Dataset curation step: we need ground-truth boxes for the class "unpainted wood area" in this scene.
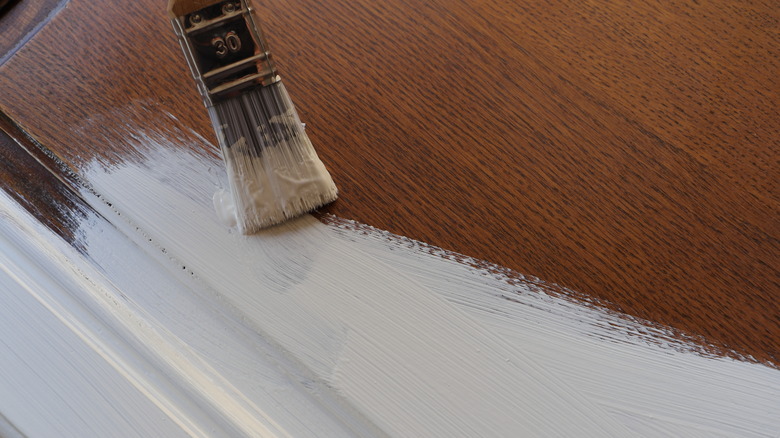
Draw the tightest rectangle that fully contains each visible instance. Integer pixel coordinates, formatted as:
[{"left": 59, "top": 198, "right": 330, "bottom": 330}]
[
  {"left": 0, "top": 115, "right": 89, "bottom": 248},
  {"left": 0, "top": 0, "right": 777, "bottom": 365},
  {"left": 0, "top": 0, "right": 64, "bottom": 63}
]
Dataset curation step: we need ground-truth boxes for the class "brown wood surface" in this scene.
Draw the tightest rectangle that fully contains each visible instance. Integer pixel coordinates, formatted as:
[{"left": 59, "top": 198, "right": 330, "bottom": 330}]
[
  {"left": 0, "top": 0, "right": 63, "bottom": 63},
  {"left": 0, "top": 113, "right": 90, "bottom": 249},
  {"left": 0, "top": 0, "right": 777, "bottom": 365}
]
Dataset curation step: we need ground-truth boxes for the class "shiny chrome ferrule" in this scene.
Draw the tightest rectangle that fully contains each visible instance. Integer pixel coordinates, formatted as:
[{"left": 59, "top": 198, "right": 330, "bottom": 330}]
[{"left": 171, "top": 0, "right": 280, "bottom": 107}]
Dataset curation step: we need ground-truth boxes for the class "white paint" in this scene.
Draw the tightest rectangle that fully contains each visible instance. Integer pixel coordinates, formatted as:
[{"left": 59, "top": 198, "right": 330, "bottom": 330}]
[
  {"left": 74, "top": 130, "right": 629, "bottom": 436},
  {"left": 0, "top": 196, "right": 195, "bottom": 437},
  {"left": 211, "top": 83, "right": 338, "bottom": 233},
  {"left": 0, "top": 191, "right": 377, "bottom": 438},
  {"left": 1, "top": 111, "right": 778, "bottom": 436},
  {"left": 214, "top": 135, "right": 337, "bottom": 231},
  {"left": 327, "top": 218, "right": 780, "bottom": 437}
]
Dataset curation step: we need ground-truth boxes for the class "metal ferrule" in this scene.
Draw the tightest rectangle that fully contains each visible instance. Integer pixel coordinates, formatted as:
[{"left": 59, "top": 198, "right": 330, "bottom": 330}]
[{"left": 171, "top": 0, "right": 280, "bottom": 107}]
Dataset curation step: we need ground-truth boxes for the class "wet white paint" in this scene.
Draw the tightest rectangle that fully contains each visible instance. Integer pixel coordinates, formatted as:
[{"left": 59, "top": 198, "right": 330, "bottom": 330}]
[
  {"left": 327, "top": 218, "right": 780, "bottom": 437},
  {"left": 74, "top": 132, "right": 630, "bottom": 436},
  {"left": 0, "top": 189, "right": 378, "bottom": 437},
  {"left": 1, "top": 120, "right": 778, "bottom": 436},
  {"left": 213, "top": 134, "right": 337, "bottom": 231},
  {"left": 0, "top": 196, "right": 195, "bottom": 437},
  {"left": 210, "top": 82, "right": 338, "bottom": 233}
]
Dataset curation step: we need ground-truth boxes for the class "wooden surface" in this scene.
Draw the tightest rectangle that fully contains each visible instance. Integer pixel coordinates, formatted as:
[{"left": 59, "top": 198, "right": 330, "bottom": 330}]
[
  {"left": 0, "top": 0, "right": 62, "bottom": 63},
  {"left": 0, "top": 0, "right": 777, "bottom": 365},
  {"left": 0, "top": 114, "right": 87, "bottom": 248}
]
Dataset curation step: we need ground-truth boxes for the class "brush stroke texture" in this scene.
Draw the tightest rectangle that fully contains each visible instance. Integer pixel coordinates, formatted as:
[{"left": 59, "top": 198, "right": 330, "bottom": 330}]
[
  {"left": 74, "top": 126, "right": 629, "bottom": 436},
  {"left": 1, "top": 188, "right": 383, "bottom": 437},
  {"left": 1, "top": 113, "right": 778, "bottom": 436},
  {"left": 327, "top": 218, "right": 780, "bottom": 437}
]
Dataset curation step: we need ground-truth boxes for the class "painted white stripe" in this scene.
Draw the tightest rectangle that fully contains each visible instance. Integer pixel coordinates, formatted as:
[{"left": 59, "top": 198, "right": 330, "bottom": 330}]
[
  {"left": 327, "top": 217, "right": 780, "bottom": 437},
  {"left": 0, "top": 190, "right": 379, "bottom": 438},
  {"left": 75, "top": 127, "right": 630, "bottom": 436},
  {"left": 1, "top": 109, "right": 777, "bottom": 436}
]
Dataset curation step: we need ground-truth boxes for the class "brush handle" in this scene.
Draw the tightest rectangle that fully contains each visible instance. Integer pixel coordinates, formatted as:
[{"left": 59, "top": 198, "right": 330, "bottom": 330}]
[{"left": 170, "top": 0, "right": 279, "bottom": 106}]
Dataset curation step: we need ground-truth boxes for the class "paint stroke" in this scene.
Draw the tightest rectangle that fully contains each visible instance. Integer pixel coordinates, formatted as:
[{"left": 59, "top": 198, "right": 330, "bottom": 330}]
[
  {"left": 326, "top": 217, "right": 780, "bottom": 437},
  {"left": 0, "top": 195, "right": 197, "bottom": 438},
  {"left": 1, "top": 105, "right": 777, "bottom": 436},
  {"left": 0, "top": 191, "right": 379, "bottom": 437},
  {"left": 68, "top": 118, "right": 779, "bottom": 437},
  {"left": 74, "top": 125, "right": 630, "bottom": 436}
]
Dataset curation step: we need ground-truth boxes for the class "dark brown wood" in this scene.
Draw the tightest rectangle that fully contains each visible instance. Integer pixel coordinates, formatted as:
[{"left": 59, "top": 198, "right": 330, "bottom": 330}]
[
  {"left": 0, "top": 114, "right": 92, "bottom": 249},
  {"left": 168, "top": 0, "right": 224, "bottom": 18},
  {"left": 0, "top": 0, "right": 777, "bottom": 365},
  {"left": 0, "top": 0, "right": 63, "bottom": 63}
]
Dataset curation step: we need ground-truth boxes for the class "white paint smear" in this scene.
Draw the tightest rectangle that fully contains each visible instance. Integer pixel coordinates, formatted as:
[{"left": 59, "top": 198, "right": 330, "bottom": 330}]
[
  {"left": 0, "top": 191, "right": 379, "bottom": 437},
  {"left": 74, "top": 130, "right": 628, "bottom": 436},
  {"left": 211, "top": 82, "right": 338, "bottom": 233},
  {"left": 216, "top": 134, "right": 337, "bottom": 233},
  {"left": 1, "top": 116, "right": 778, "bottom": 436}
]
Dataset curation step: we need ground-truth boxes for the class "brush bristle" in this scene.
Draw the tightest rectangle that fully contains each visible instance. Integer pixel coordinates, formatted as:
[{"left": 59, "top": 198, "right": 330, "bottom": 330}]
[{"left": 209, "top": 81, "right": 337, "bottom": 233}]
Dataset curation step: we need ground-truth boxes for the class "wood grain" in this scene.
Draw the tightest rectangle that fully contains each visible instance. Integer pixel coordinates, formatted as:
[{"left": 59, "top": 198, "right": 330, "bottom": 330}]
[
  {"left": 0, "top": 0, "right": 777, "bottom": 365},
  {"left": 0, "top": 0, "right": 64, "bottom": 63},
  {"left": 0, "top": 114, "right": 89, "bottom": 249}
]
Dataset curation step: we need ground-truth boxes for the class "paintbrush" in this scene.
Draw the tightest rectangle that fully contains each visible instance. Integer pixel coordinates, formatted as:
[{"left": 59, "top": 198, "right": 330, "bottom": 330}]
[{"left": 168, "top": 0, "right": 337, "bottom": 233}]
